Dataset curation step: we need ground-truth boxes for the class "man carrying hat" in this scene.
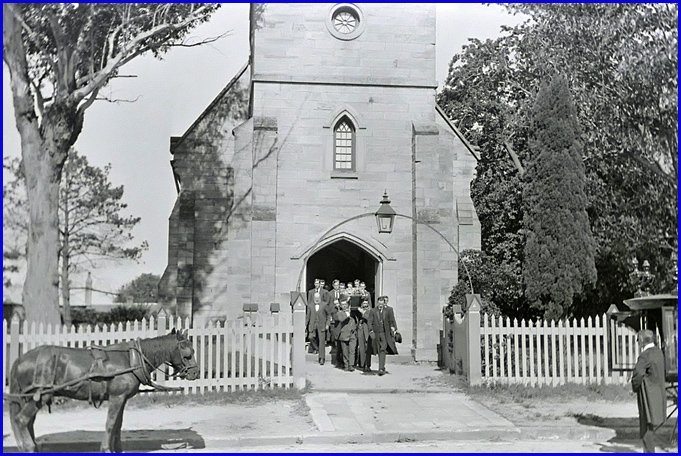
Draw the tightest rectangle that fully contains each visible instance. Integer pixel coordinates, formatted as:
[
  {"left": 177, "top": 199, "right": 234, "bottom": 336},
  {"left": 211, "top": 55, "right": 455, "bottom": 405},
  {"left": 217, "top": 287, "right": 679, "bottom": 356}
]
[{"left": 367, "top": 295, "right": 398, "bottom": 376}]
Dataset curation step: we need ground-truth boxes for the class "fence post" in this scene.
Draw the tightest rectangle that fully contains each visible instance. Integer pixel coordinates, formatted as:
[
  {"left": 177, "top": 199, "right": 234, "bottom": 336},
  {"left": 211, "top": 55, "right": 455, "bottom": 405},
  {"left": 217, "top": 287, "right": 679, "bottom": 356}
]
[
  {"left": 291, "top": 295, "right": 306, "bottom": 389},
  {"left": 9, "top": 314, "right": 21, "bottom": 373},
  {"left": 157, "top": 307, "right": 168, "bottom": 336},
  {"left": 465, "top": 294, "right": 482, "bottom": 386}
]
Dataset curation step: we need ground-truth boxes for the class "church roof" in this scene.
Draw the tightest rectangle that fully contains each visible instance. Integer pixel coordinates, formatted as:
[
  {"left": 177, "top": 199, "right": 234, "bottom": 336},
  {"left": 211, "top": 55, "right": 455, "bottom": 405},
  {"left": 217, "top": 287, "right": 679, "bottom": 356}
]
[
  {"left": 171, "top": 61, "right": 250, "bottom": 152},
  {"left": 435, "top": 104, "right": 480, "bottom": 162}
]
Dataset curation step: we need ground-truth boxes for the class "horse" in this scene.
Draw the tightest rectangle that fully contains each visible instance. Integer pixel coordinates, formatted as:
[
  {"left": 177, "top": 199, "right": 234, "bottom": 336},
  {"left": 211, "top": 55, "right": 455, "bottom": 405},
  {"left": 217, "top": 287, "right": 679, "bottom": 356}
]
[{"left": 7, "top": 328, "right": 199, "bottom": 453}]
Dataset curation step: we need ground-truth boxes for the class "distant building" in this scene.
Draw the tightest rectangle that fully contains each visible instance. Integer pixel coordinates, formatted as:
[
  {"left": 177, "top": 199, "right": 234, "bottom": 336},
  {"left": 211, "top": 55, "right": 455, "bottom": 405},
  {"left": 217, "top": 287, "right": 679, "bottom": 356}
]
[{"left": 159, "top": 4, "right": 480, "bottom": 360}]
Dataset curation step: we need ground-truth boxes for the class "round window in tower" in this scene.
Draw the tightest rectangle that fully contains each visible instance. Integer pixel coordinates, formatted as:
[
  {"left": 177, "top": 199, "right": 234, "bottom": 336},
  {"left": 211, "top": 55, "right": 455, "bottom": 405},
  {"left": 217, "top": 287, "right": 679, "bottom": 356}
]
[
  {"left": 326, "top": 4, "right": 365, "bottom": 41},
  {"left": 333, "top": 8, "right": 358, "bottom": 34}
]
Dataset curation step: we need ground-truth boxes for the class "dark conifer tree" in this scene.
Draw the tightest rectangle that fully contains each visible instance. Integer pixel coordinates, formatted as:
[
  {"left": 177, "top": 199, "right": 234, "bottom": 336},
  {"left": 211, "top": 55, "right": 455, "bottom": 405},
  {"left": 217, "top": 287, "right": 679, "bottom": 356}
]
[{"left": 522, "top": 75, "right": 597, "bottom": 320}]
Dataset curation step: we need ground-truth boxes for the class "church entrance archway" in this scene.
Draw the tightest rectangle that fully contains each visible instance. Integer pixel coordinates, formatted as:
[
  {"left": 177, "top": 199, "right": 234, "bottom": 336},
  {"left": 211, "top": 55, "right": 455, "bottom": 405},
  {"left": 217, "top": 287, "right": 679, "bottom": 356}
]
[{"left": 305, "top": 239, "right": 380, "bottom": 301}]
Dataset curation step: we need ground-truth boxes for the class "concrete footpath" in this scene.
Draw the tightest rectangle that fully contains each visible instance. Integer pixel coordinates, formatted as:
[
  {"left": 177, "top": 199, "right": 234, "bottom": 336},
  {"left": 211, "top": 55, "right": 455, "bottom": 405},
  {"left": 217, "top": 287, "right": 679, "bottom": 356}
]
[{"left": 3, "top": 355, "right": 675, "bottom": 452}]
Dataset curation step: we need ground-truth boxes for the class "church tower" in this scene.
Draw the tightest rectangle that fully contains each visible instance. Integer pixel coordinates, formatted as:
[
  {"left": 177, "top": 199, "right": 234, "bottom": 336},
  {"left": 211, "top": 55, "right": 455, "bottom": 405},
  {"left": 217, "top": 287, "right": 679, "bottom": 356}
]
[{"left": 161, "top": 3, "right": 480, "bottom": 361}]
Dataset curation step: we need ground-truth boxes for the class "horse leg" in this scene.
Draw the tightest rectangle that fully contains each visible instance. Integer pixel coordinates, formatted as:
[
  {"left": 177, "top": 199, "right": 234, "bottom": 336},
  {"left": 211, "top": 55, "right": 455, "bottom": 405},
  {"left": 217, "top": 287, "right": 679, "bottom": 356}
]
[
  {"left": 112, "top": 397, "right": 128, "bottom": 453},
  {"left": 101, "top": 396, "right": 126, "bottom": 453},
  {"left": 9, "top": 399, "right": 41, "bottom": 452}
]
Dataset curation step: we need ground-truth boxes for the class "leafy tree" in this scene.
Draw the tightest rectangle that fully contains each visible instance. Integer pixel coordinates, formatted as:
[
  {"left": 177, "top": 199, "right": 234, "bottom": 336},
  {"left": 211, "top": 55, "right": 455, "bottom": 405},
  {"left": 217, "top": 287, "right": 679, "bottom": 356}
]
[
  {"left": 438, "top": 4, "right": 677, "bottom": 317},
  {"left": 70, "top": 305, "right": 149, "bottom": 328},
  {"left": 106, "top": 304, "right": 149, "bottom": 324},
  {"left": 522, "top": 75, "right": 597, "bottom": 320},
  {"left": 115, "top": 273, "right": 161, "bottom": 303},
  {"left": 448, "top": 250, "right": 527, "bottom": 319},
  {"left": 3, "top": 151, "right": 147, "bottom": 324},
  {"left": 3, "top": 3, "right": 221, "bottom": 324}
]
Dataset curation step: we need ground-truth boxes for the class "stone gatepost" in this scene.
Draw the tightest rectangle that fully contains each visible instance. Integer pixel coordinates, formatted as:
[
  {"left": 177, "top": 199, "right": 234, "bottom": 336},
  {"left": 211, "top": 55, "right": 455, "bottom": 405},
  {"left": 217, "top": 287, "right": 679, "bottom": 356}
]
[
  {"left": 291, "top": 293, "right": 306, "bottom": 389},
  {"left": 465, "top": 294, "right": 482, "bottom": 386}
]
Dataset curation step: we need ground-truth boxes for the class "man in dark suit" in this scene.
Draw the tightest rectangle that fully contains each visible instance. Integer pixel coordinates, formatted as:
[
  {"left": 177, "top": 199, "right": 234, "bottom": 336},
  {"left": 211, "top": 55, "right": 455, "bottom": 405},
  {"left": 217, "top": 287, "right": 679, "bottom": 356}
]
[
  {"left": 306, "top": 278, "right": 324, "bottom": 354},
  {"left": 355, "top": 299, "right": 372, "bottom": 372},
  {"left": 334, "top": 295, "right": 357, "bottom": 371},
  {"left": 631, "top": 329, "right": 667, "bottom": 453},
  {"left": 306, "top": 278, "right": 329, "bottom": 364},
  {"left": 328, "top": 279, "right": 343, "bottom": 366},
  {"left": 367, "top": 295, "right": 398, "bottom": 376}
]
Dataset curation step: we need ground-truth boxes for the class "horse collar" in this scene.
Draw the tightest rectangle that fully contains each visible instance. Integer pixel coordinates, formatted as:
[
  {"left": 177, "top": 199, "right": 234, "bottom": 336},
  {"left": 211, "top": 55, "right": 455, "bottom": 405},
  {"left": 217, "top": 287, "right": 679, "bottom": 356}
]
[{"left": 130, "top": 339, "right": 153, "bottom": 386}]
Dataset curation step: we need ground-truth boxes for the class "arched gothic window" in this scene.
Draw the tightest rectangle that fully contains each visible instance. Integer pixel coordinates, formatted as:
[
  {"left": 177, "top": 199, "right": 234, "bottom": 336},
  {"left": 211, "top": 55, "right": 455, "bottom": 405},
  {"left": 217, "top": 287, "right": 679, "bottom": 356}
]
[{"left": 334, "top": 117, "right": 355, "bottom": 170}]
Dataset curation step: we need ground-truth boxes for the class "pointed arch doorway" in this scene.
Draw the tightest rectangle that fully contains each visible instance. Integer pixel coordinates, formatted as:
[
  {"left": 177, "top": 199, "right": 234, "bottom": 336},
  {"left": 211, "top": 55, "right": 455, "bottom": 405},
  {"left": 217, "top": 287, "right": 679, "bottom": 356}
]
[{"left": 305, "top": 238, "right": 381, "bottom": 301}]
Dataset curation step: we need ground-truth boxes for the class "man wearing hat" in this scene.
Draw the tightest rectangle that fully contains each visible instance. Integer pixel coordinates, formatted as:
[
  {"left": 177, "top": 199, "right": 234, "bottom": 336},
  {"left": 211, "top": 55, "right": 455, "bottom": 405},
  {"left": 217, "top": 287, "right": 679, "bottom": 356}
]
[
  {"left": 632, "top": 329, "right": 667, "bottom": 452},
  {"left": 367, "top": 295, "right": 398, "bottom": 376}
]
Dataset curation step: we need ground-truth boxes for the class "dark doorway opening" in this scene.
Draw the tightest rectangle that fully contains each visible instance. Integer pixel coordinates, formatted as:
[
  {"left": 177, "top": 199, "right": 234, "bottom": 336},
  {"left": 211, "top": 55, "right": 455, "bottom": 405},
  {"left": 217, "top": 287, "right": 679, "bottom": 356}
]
[{"left": 306, "top": 239, "right": 379, "bottom": 300}]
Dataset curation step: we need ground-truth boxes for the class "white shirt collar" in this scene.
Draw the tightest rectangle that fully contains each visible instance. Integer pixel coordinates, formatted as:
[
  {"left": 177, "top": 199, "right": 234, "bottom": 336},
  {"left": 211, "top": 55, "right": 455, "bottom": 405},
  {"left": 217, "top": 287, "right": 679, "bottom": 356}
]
[{"left": 642, "top": 342, "right": 655, "bottom": 352}]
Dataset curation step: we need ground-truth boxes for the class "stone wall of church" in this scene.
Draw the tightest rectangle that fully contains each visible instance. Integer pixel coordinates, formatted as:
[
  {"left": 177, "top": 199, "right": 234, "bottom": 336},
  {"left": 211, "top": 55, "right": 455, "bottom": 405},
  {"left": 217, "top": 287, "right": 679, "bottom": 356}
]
[
  {"left": 252, "top": 3, "right": 436, "bottom": 88},
  {"left": 159, "top": 69, "right": 250, "bottom": 319}
]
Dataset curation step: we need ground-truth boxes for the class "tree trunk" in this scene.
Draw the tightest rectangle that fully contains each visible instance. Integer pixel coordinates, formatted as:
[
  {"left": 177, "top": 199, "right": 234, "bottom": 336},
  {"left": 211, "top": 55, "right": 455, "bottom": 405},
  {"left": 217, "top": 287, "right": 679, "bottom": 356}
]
[
  {"left": 5, "top": 7, "right": 63, "bottom": 325},
  {"left": 21, "top": 136, "right": 63, "bottom": 325}
]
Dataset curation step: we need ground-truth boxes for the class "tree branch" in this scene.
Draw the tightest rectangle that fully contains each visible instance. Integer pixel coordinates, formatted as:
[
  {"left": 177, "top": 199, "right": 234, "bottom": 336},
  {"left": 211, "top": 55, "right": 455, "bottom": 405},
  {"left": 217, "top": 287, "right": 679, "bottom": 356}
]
[
  {"left": 3, "top": 5, "right": 41, "bottom": 134},
  {"left": 72, "top": 4, "right": 215, "bottom": 108},
  {"left": 94, "top": 94, "right": 142, "bottom": 104},
  {"left": 503, "top": 140, "right": 525, "bottom": 176},
  {"left": 622, "top": 149, "right": 676, "bottom": 186}
]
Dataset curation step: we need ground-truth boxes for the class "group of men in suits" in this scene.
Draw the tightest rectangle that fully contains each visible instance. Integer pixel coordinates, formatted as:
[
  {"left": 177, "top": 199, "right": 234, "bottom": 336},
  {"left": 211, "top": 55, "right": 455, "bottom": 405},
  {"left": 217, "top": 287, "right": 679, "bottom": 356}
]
[{"left": 306, "top": 278, "right": 399, "bottom": 376}]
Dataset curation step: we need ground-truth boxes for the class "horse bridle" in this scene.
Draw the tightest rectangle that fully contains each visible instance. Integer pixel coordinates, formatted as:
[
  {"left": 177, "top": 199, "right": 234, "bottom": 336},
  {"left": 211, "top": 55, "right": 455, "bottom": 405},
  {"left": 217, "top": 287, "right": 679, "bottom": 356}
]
[{"left": 130, "top": 337, "right": 196, "bottom": 388}]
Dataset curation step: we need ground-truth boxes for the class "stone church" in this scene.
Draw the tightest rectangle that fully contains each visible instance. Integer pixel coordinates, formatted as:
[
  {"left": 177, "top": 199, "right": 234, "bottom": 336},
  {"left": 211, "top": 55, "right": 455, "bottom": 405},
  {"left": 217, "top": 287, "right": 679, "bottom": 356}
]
[{"left": 159, "top": 3, "right": 480, "bottom": 360}]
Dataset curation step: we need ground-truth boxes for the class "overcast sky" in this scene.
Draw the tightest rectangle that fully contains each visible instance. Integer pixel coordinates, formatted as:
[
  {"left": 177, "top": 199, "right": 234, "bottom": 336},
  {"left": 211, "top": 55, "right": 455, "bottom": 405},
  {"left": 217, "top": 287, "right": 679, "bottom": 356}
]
[{"left": 3, "top": 3, "right": 523, "bottom": 303}]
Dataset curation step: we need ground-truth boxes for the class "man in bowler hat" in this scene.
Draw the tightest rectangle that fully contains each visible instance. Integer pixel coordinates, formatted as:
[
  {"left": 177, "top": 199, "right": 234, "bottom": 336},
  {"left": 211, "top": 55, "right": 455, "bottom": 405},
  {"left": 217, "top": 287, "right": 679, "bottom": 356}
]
[{"left": 631, "top": 329, "right": 667, "bottom": 452}]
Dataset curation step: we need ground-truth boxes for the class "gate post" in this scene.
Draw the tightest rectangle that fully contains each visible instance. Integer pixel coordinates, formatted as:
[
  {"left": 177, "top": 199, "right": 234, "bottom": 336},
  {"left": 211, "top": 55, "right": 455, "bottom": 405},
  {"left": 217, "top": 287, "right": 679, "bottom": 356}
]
[
  {"left": 291, "top": 293, "right": 307, "bottom": 389},
  {"left": 465, "top": 294, "right": 482, "bottom": 386}
]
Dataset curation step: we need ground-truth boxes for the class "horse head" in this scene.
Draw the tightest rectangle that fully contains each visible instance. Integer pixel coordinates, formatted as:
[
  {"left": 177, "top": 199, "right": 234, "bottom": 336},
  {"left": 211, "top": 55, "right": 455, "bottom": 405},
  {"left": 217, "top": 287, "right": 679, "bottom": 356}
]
[{"left": 169, "top": 328, "right": 200, "bottom": 380}]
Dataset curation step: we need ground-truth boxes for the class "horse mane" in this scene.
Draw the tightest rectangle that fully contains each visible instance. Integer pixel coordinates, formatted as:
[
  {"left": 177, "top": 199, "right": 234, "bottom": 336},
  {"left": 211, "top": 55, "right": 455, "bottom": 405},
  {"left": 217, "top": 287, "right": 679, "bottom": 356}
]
[{"left": 137, "top": 333, "right": 182, "bottom": 368}]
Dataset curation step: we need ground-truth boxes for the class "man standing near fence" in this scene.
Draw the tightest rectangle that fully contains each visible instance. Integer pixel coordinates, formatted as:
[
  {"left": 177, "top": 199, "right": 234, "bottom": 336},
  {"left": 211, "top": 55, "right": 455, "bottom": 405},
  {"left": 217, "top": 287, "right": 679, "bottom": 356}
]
[{"left": 631, "top": 329, "right": 667, "bottom": 453}]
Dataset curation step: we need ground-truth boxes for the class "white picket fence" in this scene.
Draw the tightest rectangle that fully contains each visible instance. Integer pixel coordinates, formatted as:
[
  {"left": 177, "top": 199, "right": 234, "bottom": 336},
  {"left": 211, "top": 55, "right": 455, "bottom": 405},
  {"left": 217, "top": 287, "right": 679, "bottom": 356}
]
[
  {"left": 3, "top": 312, "right": 297, "bottom": 395},
  {"left": 480, "top": 313, "right": 640, "bottom": 385}
]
